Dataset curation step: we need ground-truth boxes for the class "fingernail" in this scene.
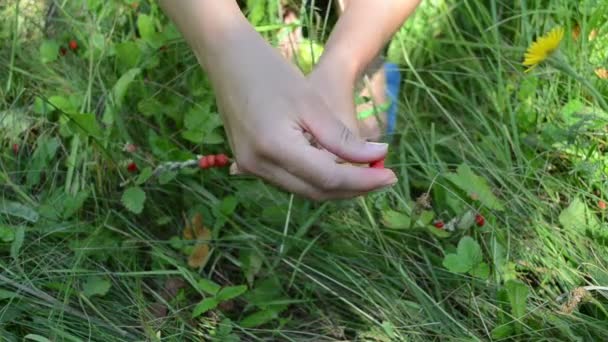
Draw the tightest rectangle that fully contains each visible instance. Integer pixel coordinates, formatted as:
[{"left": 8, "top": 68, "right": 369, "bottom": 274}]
[
  {"left": 366, "top": 142, "right": 389, "bottom": 152},
  {"left": 384, "top": 175, "right": 398, "bottom": 187}
]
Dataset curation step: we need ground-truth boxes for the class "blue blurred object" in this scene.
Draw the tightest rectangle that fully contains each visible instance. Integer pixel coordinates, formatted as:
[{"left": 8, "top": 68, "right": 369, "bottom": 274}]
[{"left": 384, "top": 62, "right": 401, "bottom": 137}]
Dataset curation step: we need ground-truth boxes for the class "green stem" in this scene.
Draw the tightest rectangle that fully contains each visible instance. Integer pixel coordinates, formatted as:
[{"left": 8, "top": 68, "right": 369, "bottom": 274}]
[{"left": 551, "top": 54, "right": 608, "bottom": 112}]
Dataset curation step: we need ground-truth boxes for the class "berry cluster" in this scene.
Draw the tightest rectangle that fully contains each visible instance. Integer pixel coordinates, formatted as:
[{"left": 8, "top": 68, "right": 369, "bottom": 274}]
[
  {"left": 198, "top": 154, "right": 230, "bottom": 169},
  {"left": 60, "top": 40, "right": 78, "bottom": 56}
]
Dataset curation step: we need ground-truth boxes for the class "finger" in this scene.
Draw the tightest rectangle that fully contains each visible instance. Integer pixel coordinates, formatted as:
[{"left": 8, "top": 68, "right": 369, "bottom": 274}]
[
  {"left": 271, "top": 132, "right": 397, "bottom": 193},
  {"left": 301, "top": 106, "right": 389, "bottom": 164},
  {"left": 250, "top": 160, "right": 365, "bottom": 201}
]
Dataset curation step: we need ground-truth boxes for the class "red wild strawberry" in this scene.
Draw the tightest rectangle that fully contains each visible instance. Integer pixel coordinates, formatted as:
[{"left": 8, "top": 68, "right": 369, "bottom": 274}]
[
  {"left": 433, "top": 220, "right": 445, "bottom": 229},
  {"left": 69, "top": 39, "right": 78, "bottom": 51},
  {"left": 370, "top": 158, "right": 385, "bottom": 169},
  {"left": 12, "top": 143, "right": 19, "bottom": 155},
  {"left": 127, "top": 162, "right": 138, "bottom": 173},
  {"left": 207, "top": 155, "right": 216, "bottom": 168},
  {"left": 475, "top": 214, "right": 485, "bottom": 227},
  {"left": 599, "top": 200, "right": 607, "bottom": 210},
  {"left": 59, "top": 46, "right": 68, "bottom": 56},
  {"left": 216, "top": 154, "right": 229, "bottom": 167},
  {"left": 198, "top": 156, "right": 211, "bottom": 169}
]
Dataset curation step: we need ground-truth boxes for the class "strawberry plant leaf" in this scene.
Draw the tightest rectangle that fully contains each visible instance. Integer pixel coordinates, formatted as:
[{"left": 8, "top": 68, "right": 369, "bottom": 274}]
[
  {"left": 0, "top": 200, "right": 39, "bottom": 223},
  {"left": 442, "top": 253, "right": 471, "bottom": 273},
  {"left": 121, "top": 187, "right": 146, "bottom": 214},
  {"left": 135, "top": 167, "right": 153, "bottom": 185},
  {"left": 40, "top": 40, "right": 59, "bottom": 63},
  {"left": 10, "top": 226, "right": 25, "bottom": 259},
  {"left": 559, "top": 197, "right": 600, "bottom": 232},
  {"left": 112, "top": 68, "right": 141, "bottom": 109},
  {"left": 239, "top": 309, "right": 279, "bottom": 328},
  {"left": 115, "top": 41, "right": 141, "bottom": 69},
  {"left": 457, "top": 236, "right": 483, "bottom": 266},
  {"left": 216, "top": 285, "right": 248, "bottom": 302},
  {"left": 505, "top": 280, "right": 529, "bottom": 320},
  {"left": 470, "top": 262, "right": 490, "bottom": 279},
  {"left": 0, "top": 225, "right": 15, "bottom": 242},
  {"left": 381, "top": 209, "right": 411, "bottom": 229},
  {"left": 197, "top": 278, "right": 221, "bottom": 296},
  {"left": 82, "top": 276, "right": 112, "bottom": 297},
  {"left": 192, "top": 297, "right": 219, "bottom": 318},
  {"left": 445, "top": 164, "right": 504, "bottom": 211}
]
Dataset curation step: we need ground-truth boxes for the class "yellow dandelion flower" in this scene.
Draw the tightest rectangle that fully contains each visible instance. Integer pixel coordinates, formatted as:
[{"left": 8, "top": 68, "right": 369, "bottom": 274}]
[{"left": 523, "top": 27, "right": 565, "bottom": 72}]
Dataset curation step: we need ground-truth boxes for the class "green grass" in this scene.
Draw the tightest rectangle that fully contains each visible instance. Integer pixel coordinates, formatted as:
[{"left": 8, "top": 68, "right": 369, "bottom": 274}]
[{"left": 1, "top": 0, "right": 608, "bottom": 341}]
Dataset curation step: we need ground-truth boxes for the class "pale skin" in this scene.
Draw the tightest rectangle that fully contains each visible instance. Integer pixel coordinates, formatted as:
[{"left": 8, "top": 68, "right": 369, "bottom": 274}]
[{"left": 159, "top": 0, "right": 421, "bottom": 201}]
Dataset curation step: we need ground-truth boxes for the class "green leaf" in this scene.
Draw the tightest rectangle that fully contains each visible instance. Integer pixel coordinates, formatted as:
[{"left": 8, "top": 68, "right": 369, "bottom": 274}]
[
  {"left": 381, "top": 321, "right": 396, "bottom": 338},
  {"left": 26, "top": 136, "right": 60, "bottom": 187},
  {"left": 137, "top": 14, "right": 156, "bottom": 42},
  {"left": 40, "top": 40, "right": 59, "bottom": 63},
  {"left": 197, "top": 278, "right": 221, "bottom": 296},
  {"left": 115, "top": 41, "right": 141, "bottom": 69},
  {"left": 25, "top": 334, "right": 52, "bottom": 342},
  {"left": 561, "top": 99, "right": 585, "bottom": 125},
  {"left": 0, "top": 289, "right": 18, "bottom": 300},
  {"left": 158, "top": 170, "right": 177, "bottom": 185},
  {"left": 442, "top": 253, "right": 471, "bottom": 273},
  {"left": 427, "top": 225, "right": 451, "bottom": 238},
  {"left": 456, "top": 210, "right": 476, "bottom": 230},
  {"left": 121, "top": 187, "right": 146, "bottom": 214},
  {"left": 0, "top": 225, "right": 15, "bottom": 242},
  {"left": 505, "top": 280, "right": 529, "bottom": 319},
  {"left": 458, "top": 236, "right": 483, "bottom": 266},
  {"left": 0, "top": 200, "right": 39, "bottom": 222},
  {"left": 442, "top": 236, "right": 483, "bottom": 273},
  {"left": 491, "top": 324, "right": 514, "bottom": 339},
  {"left": 246, "top": 0, "right": 266, "bottom": 25},
  {"left": 0, "top": 108, "right": 32, "bottom": 140},
  {"left": 217, "top": 285, "right": 247, "bottom": 302},
  {"left": 240, "top": 250, "right": 263, "bottom": 286},
  {"left": 64, "top": 112, "right": 103, "bottom": 139},
  {"left": 239, "top": 309, "right": 278, "bottom": 328},
  {"left": 135, "top": 167, "right": 154, "bottom": 185},
  {"left": 62, "top": 190, "right": 90, "bottom": 219},
  {"left": 381, "top": 209, "right": 411, "bottom": 229},
  {"left": 47, "top": 95, "right": 75, "bottom": 113},
  {"left": 470, "top": 262, "right": 490, "bottom": 279},
  {"left": 518, "top": 76, "right": 538, "bottom": 100},
  {"left": 219, "top": 196, "right": 238, "bottom": 216},
  {"left": 82, "top": 276, "right": 112, "bottom": 297},
  {"left": 445, "top": 164, "right": 504, "bottom": 211},
  {"left": 10, "top": 226, "right": 25, "bottom": 259},
  {"left": 192, "top": 297, "right": 219, "bottom": 318},
  {"left": 559, "top": 197, "right": 600, "bottom": 232},
  {"left": 112, "top": 68, "right": 141, "bottom": 109},
  {"left": 137, "top": 98, "right": 162, "bottom": 117}
]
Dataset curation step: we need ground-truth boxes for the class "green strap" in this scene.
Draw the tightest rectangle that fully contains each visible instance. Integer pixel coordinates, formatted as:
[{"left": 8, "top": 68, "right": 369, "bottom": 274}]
[{"left": 356, "top": 100, "right": 392, "bottom": 120}]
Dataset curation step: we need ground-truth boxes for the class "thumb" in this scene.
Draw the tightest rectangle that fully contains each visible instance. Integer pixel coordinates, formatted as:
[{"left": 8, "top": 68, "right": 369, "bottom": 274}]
[{"left": 303, "top": 110, "right": 388, "bottom": 164}]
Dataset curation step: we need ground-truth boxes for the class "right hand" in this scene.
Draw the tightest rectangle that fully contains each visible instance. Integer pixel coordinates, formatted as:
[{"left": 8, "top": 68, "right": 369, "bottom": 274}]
[{"left": 201, "top": 25, "right": 397, "bottom": 201}]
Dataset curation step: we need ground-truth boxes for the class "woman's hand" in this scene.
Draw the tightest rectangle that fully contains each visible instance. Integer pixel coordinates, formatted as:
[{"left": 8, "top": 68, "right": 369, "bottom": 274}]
[
  {"left": 160, "top": 1, "right": 398, "bottom": 200},
  {"left": 210, "top": 25, "right": 396, "bottom": 200}
]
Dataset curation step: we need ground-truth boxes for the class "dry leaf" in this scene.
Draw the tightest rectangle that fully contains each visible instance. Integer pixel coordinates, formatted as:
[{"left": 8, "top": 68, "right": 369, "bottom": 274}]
[
  {"left": 572, "top": 25, "right": 581, "bottom": 41},
  {"left": 188, "top": 244, "right": 210, "bottom": 268},
  {"left": 184, "top": 213, "right": 212, "bottom": 269},
  {"left": 589, "top": 29, "right": 598, "bottom": 41},
  {"left": 595, "top": 68, "right": 608, "bottom": 80}
]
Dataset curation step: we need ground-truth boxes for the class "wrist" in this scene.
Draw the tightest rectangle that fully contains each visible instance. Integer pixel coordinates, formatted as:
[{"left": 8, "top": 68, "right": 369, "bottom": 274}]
[{"left": 316, "top": 46, "right": 362, "bottom": 84}]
